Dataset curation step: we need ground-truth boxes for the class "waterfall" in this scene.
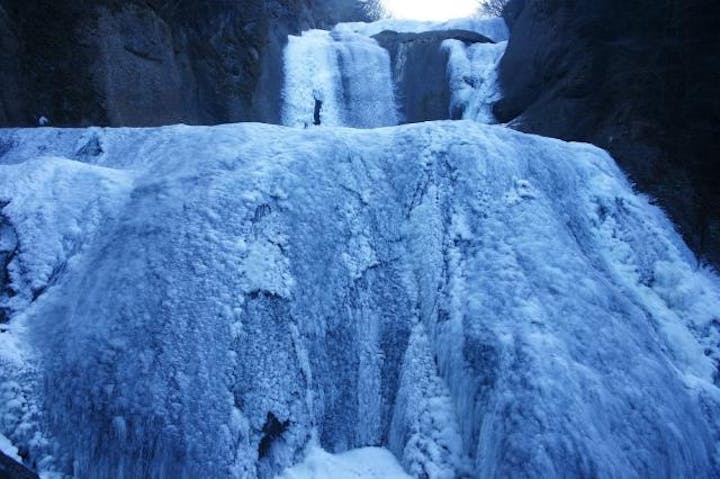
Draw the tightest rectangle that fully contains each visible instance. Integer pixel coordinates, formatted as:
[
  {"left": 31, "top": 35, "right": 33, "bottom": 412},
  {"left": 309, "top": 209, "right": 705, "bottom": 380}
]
[
  {"left": 444, "top": 40, "right": 507, "bottom": 123},
  {"left": 282, "top": 17, "right": 509, "bottom": 129},
  {"left": 282, "top": 30, "right": 399, "bottom": 128},
  {"left": 3, "top": 122, "right": 720, "bottom": 478},
  {"left": 3, "top": 12, "right": 720, "bottom": 479}
]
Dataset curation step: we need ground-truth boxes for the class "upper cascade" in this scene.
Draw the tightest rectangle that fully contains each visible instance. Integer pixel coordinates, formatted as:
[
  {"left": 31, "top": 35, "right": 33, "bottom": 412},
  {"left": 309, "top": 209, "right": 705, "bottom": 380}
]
[
  {"left": 281, "top": 16, "right": 509, "bottom": 129},
  {"left": 282, "top": 29, "right": 400, "bottom": 128},
  {"left": 334, "top": 16, "right": 509, "bottom": 42},
  {"left": 444, "top": 39, "right": 507, "bottom": 123}
]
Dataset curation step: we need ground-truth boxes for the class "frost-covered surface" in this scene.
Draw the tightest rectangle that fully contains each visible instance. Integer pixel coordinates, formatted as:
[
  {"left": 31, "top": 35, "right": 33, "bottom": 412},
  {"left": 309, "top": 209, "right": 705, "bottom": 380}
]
[
  {"left": 0, "top": 432, "right": 21, "bottom": 462},
  {"left": 444, "top": 40, "right": 507, "bottom": 123},
  {"left": 282, "top": 30, "right": 399, "bottom": 128},
  {"left": 0, "top": 121, "right": 719, "bottom": 478},
  {"left": 335, "top": 16, "right": 509, "bottom": 42},
  {"left": 276, "top": 446, "right": 410, "bottom": 479}
]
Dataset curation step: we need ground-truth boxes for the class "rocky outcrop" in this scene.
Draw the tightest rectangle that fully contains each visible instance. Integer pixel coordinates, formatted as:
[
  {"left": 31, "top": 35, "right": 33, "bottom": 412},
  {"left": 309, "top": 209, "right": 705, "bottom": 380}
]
[
  {"left": 496, "top": 0, "right": 720, "bottom": 266},
  {"left": 373, "top": 30, "right": 492, "bottom": 123},
  {"left": 0, "top": 0, "right": 372, "bottom": 127}
]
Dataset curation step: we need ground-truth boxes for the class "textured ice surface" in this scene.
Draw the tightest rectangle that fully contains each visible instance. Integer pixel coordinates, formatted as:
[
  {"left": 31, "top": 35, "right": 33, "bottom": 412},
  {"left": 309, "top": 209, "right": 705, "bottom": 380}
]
[
  {"left": 283, "top": 18, "right": 507, "bottom": 130},
  {"left": 282, "top": 30, "right": 399, "bottom": 128},
  {"left": 444, "top": 40, "right": 507, "bottom": 123},
  {"left": 0, "top": 121, "right": 719, "bottom": 478},
  {"left": 277, "top": 446, "right": 410, "bottom": 479}
]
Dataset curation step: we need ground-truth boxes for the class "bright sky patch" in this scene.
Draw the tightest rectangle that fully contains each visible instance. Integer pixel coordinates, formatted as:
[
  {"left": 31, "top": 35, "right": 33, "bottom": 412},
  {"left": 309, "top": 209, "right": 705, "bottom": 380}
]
[{"left": 382, "top": 0, "right": 479, "bottom": 21}]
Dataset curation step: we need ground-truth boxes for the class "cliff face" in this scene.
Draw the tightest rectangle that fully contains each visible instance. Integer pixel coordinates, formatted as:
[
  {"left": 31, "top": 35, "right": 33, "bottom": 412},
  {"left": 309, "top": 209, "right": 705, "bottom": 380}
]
[
  {"left": 497, "top": 0, "right": 720, "bottom": 266},
  {"left": 0, "top": 0, "right": 371, "bottom": 127}
]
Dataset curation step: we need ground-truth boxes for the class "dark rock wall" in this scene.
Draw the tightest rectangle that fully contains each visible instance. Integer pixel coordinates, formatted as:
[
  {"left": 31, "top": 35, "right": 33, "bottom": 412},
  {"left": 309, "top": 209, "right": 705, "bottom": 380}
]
[
  {"left": 497, "top": 0, "right": 720, "bottom": 266},
  {"left": 0, "top": 0, "right": 372, "bottom": 127}
]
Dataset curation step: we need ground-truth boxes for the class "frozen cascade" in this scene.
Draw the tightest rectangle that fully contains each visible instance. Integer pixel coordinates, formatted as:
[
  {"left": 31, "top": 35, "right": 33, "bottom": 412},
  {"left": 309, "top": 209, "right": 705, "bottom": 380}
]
[
  {"left": 282, "top": 30, "right": 399, "bottom": 128},
  {"left": 444, "top": 40, "right": 507, "bottom": 123},
  {"left": 283, "top": 16, "right": 509, "bottom": 129},
  {"left": 1, "top": 122, "right": 720, "bottom": 478}
]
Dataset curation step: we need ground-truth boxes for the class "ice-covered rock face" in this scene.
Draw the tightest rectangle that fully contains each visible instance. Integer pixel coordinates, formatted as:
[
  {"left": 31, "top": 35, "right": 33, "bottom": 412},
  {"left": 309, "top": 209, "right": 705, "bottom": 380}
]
[{"left": 0, "top": 122, "right": 719, "bottom": 478}]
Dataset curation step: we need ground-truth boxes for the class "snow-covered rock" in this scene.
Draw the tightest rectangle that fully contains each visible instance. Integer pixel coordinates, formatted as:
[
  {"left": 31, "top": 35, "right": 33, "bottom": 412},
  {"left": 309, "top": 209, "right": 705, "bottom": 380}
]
[
  {"left": 335, "top": 16, "right": 509, "bottom": 42},
  {"left": 277, "top": 446, "right": 411, "bottom": 479},
  {"left": 0, "top": 121, "right": 718, "bottom": 478}
]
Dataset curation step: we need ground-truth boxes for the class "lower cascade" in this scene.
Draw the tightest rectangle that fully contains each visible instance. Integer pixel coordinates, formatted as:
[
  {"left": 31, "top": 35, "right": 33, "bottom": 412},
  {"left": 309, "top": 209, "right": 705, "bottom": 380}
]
[{"left": 0, "top": 14, "right": 719, "bottom": 479}]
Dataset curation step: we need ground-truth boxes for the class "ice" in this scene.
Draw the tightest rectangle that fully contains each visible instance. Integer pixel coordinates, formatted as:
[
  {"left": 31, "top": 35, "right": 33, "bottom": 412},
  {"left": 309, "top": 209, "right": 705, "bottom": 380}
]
[
  {"left": 282, "top": 17, "right": 508, "bottom": 130},
  {"left": 282, "top": 30, "right": 399, "bottom": 128},
  {"left": 0, "top": 156, "right": 133, "bottom": 319},
  {"left": 444, "top": 40, "right": 507, "bottom": 123},
  {"left": 335, "top": 16, "right": 509, "bottom": 42},
  {"left": 0, "top": 121, "right": 719, "bottom": 478},
  {"left": 0, "top": 432, "right": 21, "bottom": 462},
  {"left": 276, "top": 446, "right": 411, "bottom": 479}
]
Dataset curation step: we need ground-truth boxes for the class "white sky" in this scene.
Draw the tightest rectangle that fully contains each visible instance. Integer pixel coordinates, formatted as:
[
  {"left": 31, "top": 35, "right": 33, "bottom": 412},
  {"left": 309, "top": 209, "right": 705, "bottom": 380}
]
[{"left": 382, "top": 0, "right": 479, "bottom": 21}]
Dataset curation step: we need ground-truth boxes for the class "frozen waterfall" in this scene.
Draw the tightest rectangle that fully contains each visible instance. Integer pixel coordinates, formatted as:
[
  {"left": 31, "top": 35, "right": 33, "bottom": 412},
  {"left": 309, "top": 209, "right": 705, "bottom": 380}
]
[
  {"left": 1, "top": 122, "right": 720, "bottom": 478},
  {"left": 282, "top": 16, "right": 508, "bottom": 129},
  {"left": 334, "top": 16, "right": 509, "bottom": 42},
  {"left": 445, "top": 40, "right": 507, "bottom": 123},
  {"left": 282, "top": 30, "right": 399, "bottom": 128},
  {"left": 1, "top": 13, "right": 720, "bottom": 479}
]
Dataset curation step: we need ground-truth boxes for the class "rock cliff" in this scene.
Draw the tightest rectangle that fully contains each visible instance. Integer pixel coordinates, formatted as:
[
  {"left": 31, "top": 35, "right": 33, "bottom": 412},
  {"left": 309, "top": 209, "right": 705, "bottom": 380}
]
[{"left": 497, "top": 0, "right": 720, "bottom": 266}]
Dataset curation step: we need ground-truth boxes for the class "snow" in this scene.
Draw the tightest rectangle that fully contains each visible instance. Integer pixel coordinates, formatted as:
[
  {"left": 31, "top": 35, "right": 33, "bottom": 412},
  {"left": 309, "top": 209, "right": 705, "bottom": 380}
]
[
  {"left": 0, "top": 121, "right": 719, "bottom": 478},
  {"left": 335, "top": 16, "right": 509, "bottom": 42},
  {"left": 444, "top": 40, "right": 507, "bottom": 123},
  {"left": 276, "top": 446, "right": 411, "bottom": 479}
]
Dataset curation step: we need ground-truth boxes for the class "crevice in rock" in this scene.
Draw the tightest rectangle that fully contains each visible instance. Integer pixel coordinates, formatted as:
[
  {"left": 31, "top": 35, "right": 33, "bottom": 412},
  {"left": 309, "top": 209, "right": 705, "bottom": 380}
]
[
  {"left": 257, "top": 412, "right": 290, "bottom": 459},
  {"left": 248, "top": 289, "right": 281, "bottom": 300},
  {"left": 0, "top": 202, "right": 19, "bottom": 323},
  {"left": 75, "top": 134, "right": 104, "bottom": 158},
  {"left": 122, "top": 45, "right": 163, "bottom": 63}
]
